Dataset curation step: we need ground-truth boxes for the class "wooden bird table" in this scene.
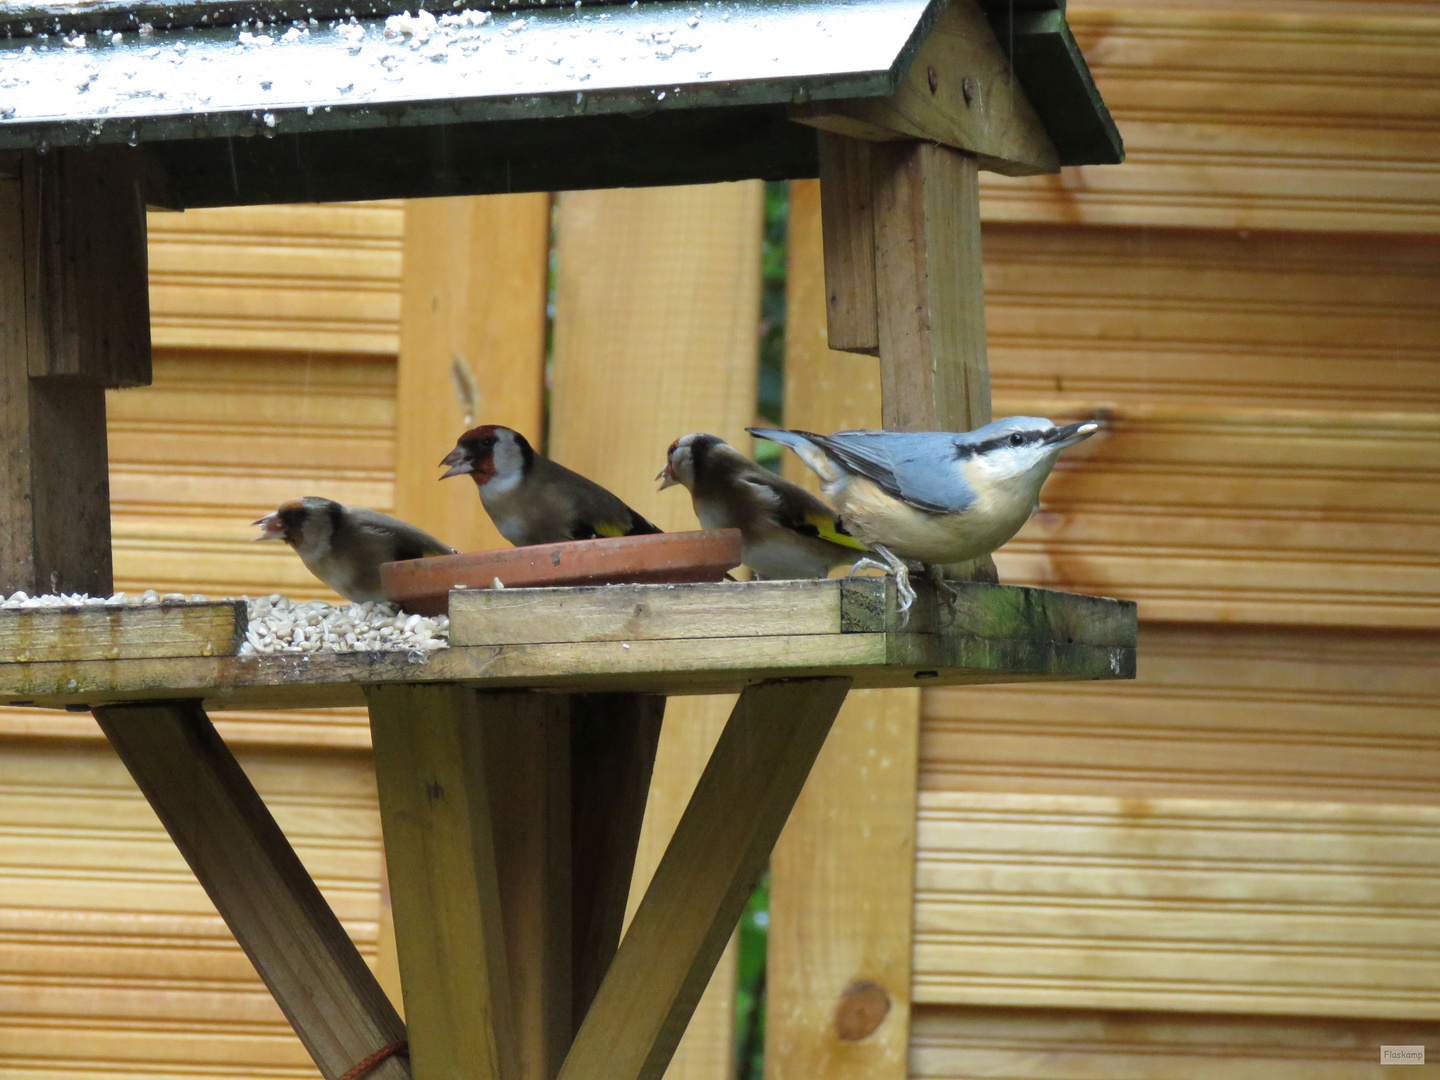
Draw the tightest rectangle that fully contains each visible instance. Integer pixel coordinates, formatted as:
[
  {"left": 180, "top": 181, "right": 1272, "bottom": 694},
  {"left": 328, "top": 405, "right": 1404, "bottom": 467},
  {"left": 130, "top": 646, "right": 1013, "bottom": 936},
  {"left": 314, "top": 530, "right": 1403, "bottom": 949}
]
[{"left": 0, "top": 0, "right": 1124, "bottom": 1077}]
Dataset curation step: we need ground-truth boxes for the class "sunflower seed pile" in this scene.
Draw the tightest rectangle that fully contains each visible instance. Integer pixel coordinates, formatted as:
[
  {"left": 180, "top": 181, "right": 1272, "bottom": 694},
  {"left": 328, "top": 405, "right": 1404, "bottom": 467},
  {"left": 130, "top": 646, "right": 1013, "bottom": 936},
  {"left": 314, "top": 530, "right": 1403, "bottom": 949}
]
[
  {"left": 239, "top": 595, "right": 449, "bottom": 656},
  {"left": 1, "top": 591, "right": 449, "bottom": 657}
]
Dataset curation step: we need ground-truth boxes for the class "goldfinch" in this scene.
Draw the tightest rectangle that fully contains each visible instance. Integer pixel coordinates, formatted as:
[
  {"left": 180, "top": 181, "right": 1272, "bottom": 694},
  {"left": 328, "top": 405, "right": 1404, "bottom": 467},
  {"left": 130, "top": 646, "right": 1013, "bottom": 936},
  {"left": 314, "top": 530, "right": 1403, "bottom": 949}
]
[
  {"left": 658, "top": 433, "right": 866, "bottom": 579},
  {"left": 440, "top": 424, "right": 662, "bottom": 546},
  {"left": 252, "top": 497, "right": 454, "bottom": 602},
  {"left": 749, "top": 418, "right": 1099, "bottom": 615}
]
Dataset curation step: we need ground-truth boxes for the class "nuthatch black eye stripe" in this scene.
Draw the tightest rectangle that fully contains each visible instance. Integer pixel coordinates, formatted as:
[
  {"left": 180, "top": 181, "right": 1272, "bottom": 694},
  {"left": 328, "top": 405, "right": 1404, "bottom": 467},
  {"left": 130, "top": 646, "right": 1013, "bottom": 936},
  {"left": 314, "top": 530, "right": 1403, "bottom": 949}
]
[{"left": 953, "top": 428, "right": 1051, "bottom": 459}]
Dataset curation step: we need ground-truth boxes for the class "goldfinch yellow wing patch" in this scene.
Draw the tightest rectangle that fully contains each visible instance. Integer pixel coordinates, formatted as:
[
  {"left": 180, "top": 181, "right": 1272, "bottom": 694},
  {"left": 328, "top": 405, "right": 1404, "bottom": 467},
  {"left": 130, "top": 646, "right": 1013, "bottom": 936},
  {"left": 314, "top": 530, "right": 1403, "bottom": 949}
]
[
  {"left": 801, "top": 512, "right": 869, "bottom": 551},
  {"left": 593, "top": 521, "right": 629, "bottom": 538}
]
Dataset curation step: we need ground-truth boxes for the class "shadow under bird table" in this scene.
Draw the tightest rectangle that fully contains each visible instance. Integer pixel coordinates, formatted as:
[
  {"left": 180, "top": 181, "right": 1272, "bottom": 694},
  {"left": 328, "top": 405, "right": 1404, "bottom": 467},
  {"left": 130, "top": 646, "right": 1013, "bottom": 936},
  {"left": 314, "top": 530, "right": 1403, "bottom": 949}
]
[{"left": 0, "top": 1, "right": 1127, "bottom": 1078}]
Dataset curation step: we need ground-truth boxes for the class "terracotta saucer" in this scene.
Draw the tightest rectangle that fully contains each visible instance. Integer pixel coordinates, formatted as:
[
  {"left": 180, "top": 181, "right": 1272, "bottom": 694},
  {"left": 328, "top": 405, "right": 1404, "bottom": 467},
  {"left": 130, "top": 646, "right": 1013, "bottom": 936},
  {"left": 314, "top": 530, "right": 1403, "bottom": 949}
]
[{"left": 380, "top": 529, "right": 743, "bottom": 615}]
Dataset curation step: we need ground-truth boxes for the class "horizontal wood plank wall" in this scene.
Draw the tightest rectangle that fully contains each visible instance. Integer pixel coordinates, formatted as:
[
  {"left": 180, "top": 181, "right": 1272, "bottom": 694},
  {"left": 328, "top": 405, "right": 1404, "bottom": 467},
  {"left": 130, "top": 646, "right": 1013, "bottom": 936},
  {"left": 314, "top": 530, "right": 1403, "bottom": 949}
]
[
  {"left": 0, "top": 739, "right": 382, "bottom": 1079},
  {"left": 909, "top": 0, "right": 1440, "bottom": 1073},
  {"left": 910, "top": 1005, "right": 1440, "bottom": 1079},
  {"left": 147, "top": 203, "right": 403, "bottom": 354},
  {"left": 979, "top": 1, "right": 1440, "bottom": 234}
]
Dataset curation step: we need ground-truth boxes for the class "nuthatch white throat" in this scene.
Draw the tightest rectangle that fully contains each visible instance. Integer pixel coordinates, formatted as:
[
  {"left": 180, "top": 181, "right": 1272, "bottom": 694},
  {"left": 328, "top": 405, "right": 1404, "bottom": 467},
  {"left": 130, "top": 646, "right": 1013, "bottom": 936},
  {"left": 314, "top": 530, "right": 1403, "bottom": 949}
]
[
  {"left": 253, "top": 497, "right": 454, "bottom": 602},
  {"left": 748, "top": 417, "right": 1100, "bottom": 617},
  {"left": 658, "top": 433, "right": 867, "bottom": 580},
  {"left": 440, "top": 424, "right": 662, "bottom": 546}
]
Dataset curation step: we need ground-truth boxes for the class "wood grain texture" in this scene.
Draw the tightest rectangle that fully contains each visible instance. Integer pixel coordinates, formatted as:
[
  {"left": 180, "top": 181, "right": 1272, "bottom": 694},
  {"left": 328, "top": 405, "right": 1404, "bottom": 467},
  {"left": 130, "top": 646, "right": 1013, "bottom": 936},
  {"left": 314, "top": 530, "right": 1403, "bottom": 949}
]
[
  {"left": 23, "top": 148, "right": 151, "bottom": 388},
  {"left": 793, "top": 0, "right": 1059, "bottom": 177},
  {"left": 0, "top": 600, "right": 244, "bottom": 662},
  {"left": 549, "top": 179, "right": 765, "bottom": 1080},
  {"left": 146, "top": 201, "right": 404, "bottom": 354},
  {"left": 767, "top": 193, "right": 922, "bottom": 1080},
  {"left": 816, "top": 133, "right": 879, "bottom": 355},
  {"left": 1, "top": 157, "right": 117, "bottom": 598},
  {"left": 872, "top": 142, "right": 991, "bottom": 434},
  {"left": 483, "top": 696, "right": 573, "bottom": 1080},
  {"left": 570, "top": 693, "right": 665, "bottom": 1035},
  {"left": 765, "top": 689, "right": 921, "bottom": 1080},
  {"left": 910, "top": 1004, "right": 1440, "bottom": 1079},
  {"left": 91, "top": 700, "right": 409, "bottom": 1080},
  {"left": 979, "top": 0, "right": 1440, "bottom": 233},
  {"left": 913, "top": 789, "right": 1440, "bottom": 1018},
  {"left": 0, "top": 737, "right": 387, "bottom": 1077},
  {"left": 392, "top": 194, "right": 549, "bottom": 555},
  {"left": 621, "top": 695, "right": 738, "bottom": 1080},
  {"left": 366, "top": 684, "right": 516, "bottom": 1080},
  {"left": 559, "top": 679, "right": 851, "bottom": 1080}
]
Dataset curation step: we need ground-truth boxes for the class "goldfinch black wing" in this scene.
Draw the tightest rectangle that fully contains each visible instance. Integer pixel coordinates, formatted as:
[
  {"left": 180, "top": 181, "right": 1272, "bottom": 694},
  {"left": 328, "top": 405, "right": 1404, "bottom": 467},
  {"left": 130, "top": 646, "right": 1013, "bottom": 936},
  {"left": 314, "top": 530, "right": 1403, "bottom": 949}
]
[
  {"left": 349, "top": 508, "right": 455, "bottom": 560},
  {"left": 742, "top": 473, "right": 868, "bottom": 552}
]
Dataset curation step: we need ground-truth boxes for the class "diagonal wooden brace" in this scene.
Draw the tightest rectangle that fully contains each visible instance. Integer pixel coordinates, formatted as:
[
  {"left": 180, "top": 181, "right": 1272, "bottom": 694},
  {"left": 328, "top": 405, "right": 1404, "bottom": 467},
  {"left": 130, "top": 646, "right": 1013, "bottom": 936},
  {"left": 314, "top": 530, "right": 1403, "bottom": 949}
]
[
  {"left": 93, "top": 700, "right": 411, "bottom": 1080},
  {"left": 559, "top": 677, "right": 851, "bottom": 1080}
]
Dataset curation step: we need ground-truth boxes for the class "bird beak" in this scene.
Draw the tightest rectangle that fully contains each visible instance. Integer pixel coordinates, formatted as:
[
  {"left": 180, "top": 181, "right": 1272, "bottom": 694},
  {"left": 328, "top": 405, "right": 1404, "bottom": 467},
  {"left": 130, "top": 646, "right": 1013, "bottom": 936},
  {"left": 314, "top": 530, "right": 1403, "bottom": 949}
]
[
  {"left": 438, "top": 446, "right": 473, "bottom": 480},
  {"left": 252, "top": 513, "right": 285, "bottom": 541},
  {"left": 1044, "top": 421, "right": 1101, "bottom": 449},
  {"left": 656, "top": 462, "right": 677, "bottom": 491}
]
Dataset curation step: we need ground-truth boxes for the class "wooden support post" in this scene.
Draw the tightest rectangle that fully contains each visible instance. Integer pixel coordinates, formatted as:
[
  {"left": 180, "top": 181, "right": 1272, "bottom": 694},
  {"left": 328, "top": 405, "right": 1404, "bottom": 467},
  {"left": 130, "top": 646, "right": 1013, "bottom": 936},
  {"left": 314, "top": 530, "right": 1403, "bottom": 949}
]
[
  {"left": 558, "top": 678, "right": 851, "bottom": 1080},
  {"left": 91, "top": 700, "right": 410, "bottom": 1080},
  {"left": 367, "top": 684, "right": 520, "bottom": 1080},
  {"left": 818, "top": 132, "right": 997, "bottom": 580},
  {"left": 570, "top": 693, "right": 666, "bottom": 1033},
  {"left": 766, "top": 178, "right": 923, "bottom": 1080},
  {"left": 0, "top": 147, "right": 151, "bottom": 597}
]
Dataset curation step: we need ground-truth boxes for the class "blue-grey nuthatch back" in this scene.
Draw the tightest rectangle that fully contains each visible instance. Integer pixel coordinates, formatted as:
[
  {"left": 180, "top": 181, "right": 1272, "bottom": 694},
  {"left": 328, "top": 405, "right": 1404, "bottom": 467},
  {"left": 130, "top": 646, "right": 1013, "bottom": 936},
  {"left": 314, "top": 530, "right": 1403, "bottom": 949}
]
[{"left": 748, "top": 417, "right": 1099, "bottom": 618}]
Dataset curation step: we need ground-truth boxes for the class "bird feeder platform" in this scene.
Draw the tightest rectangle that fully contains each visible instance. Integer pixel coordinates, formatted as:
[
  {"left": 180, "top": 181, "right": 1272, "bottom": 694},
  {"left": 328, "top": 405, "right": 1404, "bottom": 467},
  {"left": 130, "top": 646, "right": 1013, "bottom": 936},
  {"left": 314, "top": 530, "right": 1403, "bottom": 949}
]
[
  {"left": 0, "top": 1, "right": 1129, "bottom": 1078},
  {"left": 0, "top": 578, "right": 1135, "bottom": 710}
]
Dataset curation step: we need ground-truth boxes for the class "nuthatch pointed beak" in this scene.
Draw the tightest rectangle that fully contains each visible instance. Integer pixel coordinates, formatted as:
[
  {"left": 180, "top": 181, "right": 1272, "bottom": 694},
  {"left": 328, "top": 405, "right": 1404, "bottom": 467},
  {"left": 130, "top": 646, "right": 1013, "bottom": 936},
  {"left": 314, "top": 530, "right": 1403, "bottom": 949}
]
[
  {"left": 1043, "top": 421, "right": 1100, "bottom": 449},
  {"left": 252, "top": 513, "right": 285, "bottom": 541},
  {"left": 439, "top": 446, "right": 474, "bottom": 480},
  {"left": 656, "top": 462, "right": 678, "bottom": 491}
]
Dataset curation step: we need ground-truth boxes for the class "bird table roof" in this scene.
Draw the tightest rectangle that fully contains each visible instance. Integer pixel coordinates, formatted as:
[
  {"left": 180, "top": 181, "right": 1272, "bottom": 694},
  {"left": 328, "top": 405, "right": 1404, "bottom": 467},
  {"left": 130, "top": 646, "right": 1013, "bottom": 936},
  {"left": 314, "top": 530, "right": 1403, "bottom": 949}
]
[{"left": 0, "top": 0, "right": 1119, "bottom": 206}]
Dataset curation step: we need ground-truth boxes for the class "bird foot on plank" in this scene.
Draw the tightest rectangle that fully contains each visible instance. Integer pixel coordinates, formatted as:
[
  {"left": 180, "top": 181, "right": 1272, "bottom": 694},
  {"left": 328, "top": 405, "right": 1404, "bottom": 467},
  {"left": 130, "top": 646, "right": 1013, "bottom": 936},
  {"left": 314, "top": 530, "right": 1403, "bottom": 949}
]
[
  {"left": 849, "top": 546, "right": 917, "bottom": 627},
  {"left": 924, "top": 565, "right": 961, "bottom": 630}
]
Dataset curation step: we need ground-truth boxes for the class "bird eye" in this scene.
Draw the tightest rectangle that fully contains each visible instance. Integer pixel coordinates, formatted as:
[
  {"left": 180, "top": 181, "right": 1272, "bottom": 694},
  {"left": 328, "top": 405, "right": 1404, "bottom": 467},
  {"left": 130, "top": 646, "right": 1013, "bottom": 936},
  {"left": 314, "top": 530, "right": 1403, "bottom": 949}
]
[{"left": 1009, "top": 433, "right": 1026, "bottom": 446}]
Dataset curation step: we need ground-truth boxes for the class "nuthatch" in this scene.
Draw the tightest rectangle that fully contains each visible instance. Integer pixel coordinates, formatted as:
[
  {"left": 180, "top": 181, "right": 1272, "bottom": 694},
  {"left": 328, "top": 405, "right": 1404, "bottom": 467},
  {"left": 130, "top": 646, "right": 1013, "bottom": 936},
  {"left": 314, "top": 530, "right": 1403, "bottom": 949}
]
[
  {"left": 253, "top": 497, "right": 454, "bottom": 602},
  {"left": 440, "top": 424, "right": 661, "bottom": 546},
  {"left": 748, "top": 417, "right": 1099, "bottom": 616},
  {"left": 658, "top": 433, "right": 867, "bottom": 579}
]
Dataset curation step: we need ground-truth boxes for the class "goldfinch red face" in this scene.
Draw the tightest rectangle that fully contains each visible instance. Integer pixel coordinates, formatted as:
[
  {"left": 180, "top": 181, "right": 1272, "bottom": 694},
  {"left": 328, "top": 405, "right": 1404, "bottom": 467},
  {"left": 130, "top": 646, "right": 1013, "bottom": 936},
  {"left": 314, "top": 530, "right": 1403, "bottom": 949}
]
[
  {"left": 440, "top": 425, "right": 530, "bottom": 489},
  {"left": 657, "top": 434, "right": 701, "bottom": 492},
  {"left": 252, "top": 499, "right": 310, "bottom": 546}
]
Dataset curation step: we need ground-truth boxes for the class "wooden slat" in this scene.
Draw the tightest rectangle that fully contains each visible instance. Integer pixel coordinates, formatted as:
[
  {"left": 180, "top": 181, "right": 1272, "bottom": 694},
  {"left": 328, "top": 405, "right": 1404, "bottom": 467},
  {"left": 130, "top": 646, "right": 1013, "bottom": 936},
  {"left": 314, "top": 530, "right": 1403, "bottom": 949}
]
[
  {"left": 621, "top": 696, "right": 739, "bottom": 1080},
  {"left": 816, "top": 134, "right": 879, "bottom": 355},
  {"left": 923, "top": 620, "right": 1440, "bottom": 805},
  {"left": 766, "top": 689, "right": 921, "bottom": 1080},
  {"left": 910, "top": 1004, "right": 1440, "bottom": 1079},
  {"left": 0, "top": 737, "right": 384, "bottom": 1077},
  {"left": 793, "top": 0, "right": 1059, "bottom": 177},
  {"left": 978, "top": 1, "right": 1440, "bottom": 233},
  {"left": 24, "top": 148, "right": 151, "bottom": 388},
  {"left": 570, "top": 693, "right": 665, "bottom": 1034},
  {"left": 365, "top": 684, "right": 517, "bottom": 1080},
  {"left": 0, "top": 601, "right": 244, "bottom": 662},
  {"left": 765, "top": 177, "right": 921, "bottom": 1080},
  {"left": 912, "top": 789, "right": 1440, "bottom": 1019},
  {"left": 92, "top": 700, "right": 409, "bottom": 1080},
  {"left": 872, "top": 142, "right": 992, "bottom": 434},
  {"left": 484, "top": 696, "right": 573, "bottom": 1080},
  {"left": 549, "top": 179, "right": 766, "bottom": 1080},
  {"left": 392, "top": 194, "right": 550, "bottom": 554},
  {"left": 558, "top": 678, "right": 851, "bottom": 1080},
  {"left": 146, "top": 202, "right": 404, "bottom": 354}
]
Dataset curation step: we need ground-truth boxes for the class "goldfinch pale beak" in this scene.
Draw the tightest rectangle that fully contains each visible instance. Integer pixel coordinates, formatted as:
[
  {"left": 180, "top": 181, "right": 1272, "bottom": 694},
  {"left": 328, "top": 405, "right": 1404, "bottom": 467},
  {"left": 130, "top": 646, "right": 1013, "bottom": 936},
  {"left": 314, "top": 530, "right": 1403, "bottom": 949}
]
[
  {"left": 1044, "top": 421, "right": 1100, "bottom": 448},
  {"left": 252, "top": 513, "right": 285, "bottom": 541},
  {"left": 439, "top": 446, "right": 474, "bottom": 480},
  {"left": 656, "top": 463, "right": 678, "bottom": 491}
]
